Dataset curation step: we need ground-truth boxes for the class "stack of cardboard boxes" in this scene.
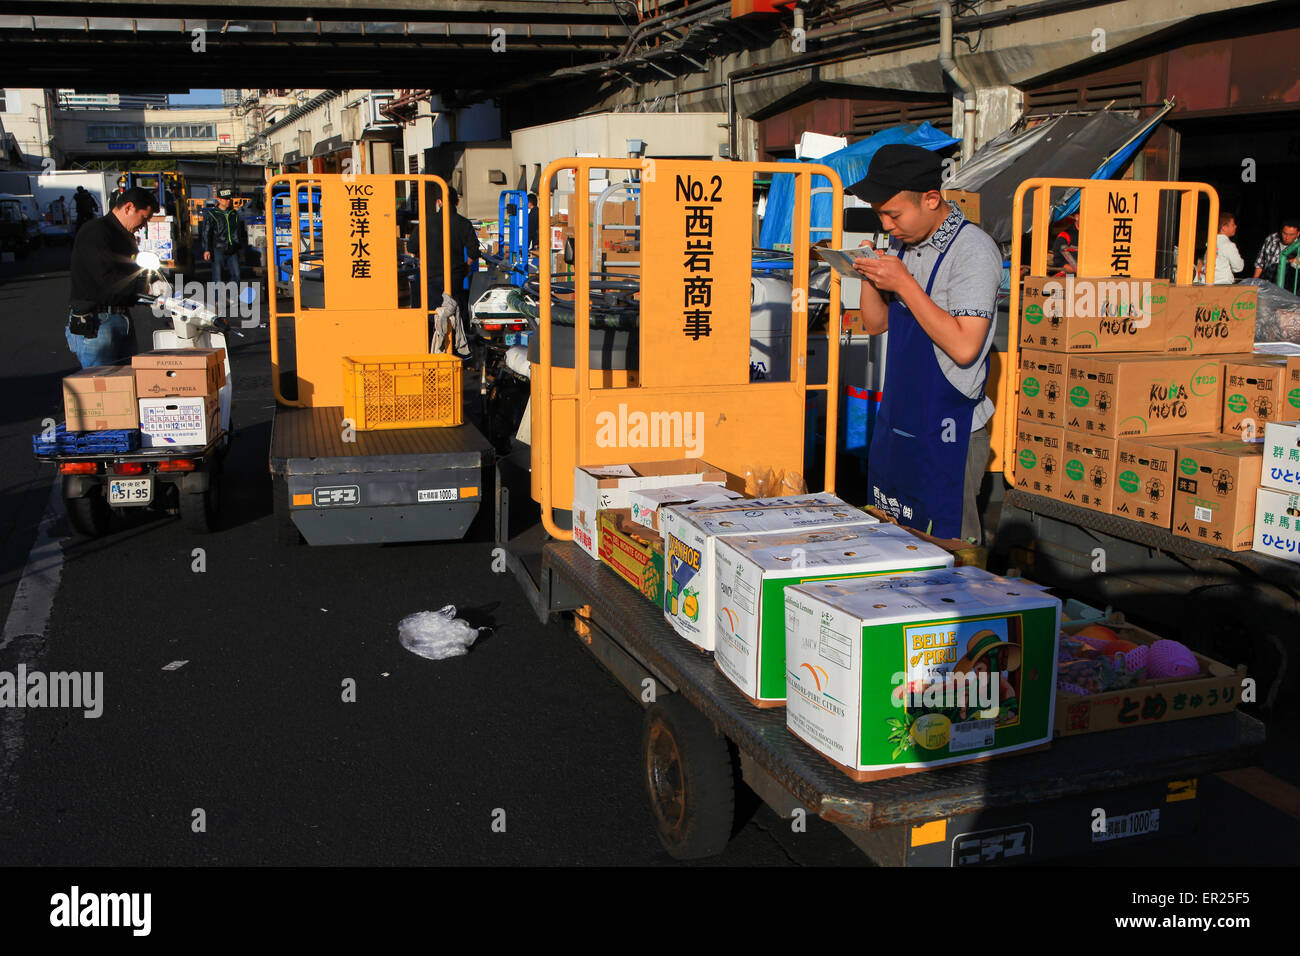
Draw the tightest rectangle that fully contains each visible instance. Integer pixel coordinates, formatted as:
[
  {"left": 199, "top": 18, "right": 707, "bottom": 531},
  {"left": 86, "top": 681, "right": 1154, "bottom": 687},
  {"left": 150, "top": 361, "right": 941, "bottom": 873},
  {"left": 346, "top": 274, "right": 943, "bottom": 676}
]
[
  {"left": 60, "top": 349, "right": 225, "bottom": 447},
  {"left": 1012, "top": 277, "right": 1297, "bottom": 550}
]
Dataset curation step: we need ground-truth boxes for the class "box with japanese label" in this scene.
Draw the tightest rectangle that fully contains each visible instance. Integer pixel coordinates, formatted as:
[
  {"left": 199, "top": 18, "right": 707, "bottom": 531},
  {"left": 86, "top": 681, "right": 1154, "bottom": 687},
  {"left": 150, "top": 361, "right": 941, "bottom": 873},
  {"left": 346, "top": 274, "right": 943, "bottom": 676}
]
[
  {"left": 1064, "top": 353, "right": 1222, "bottom": 438},
  {"left": 1171, "top": 438, "right": 1263, "bottom": 550},
  {"left": 1019, "top": 276, "right": 1170, "bottom": 353},
  {"left": 661, "top": 494, "right": 875, "bottom": 653},
  {"left": 1059, "top": 434, "right": 1117, "bottom": 514},
  {"left": 1017, "top": 348, "right": 1068, "bottom": 425},
  {"left": 1111, "top": 435, "right": 1210, "bottom": 529},
  {"left": 1261, "top": 420, "right": 1300, "bottom": 493},
  {"left": 784, "top": 567, "right": 1059, "bottom": 781},
  {"left": 1014, "top": 421, "right": 1064, "bottom": 499},
  {"left": 627, "top": 484, "right": 743, "bottom": 535},
  {"left": 137, "top": 395, "right": 220, "bottom": 448},
  {"left": 713, "top": 523, "right": 953, "bottom": 707},
  {"left": 1220, "top": 354, "right": 1287, "bottom": 440},
  {"left": 1163, "top": 284, "right": 1258, "bottom": 354},
  {"left": 1254, "top": 487, "right": 1300, "bottom": 564},
  {"left": 1055, "top": 615, "right": 1245, "bottom": 737}
]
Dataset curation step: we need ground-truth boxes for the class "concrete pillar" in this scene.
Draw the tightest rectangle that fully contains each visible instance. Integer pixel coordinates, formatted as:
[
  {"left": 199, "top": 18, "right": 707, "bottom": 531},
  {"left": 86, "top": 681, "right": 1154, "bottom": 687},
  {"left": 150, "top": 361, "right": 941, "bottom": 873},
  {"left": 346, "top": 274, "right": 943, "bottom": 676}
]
[{"left": 952, "top": 85, "right": 1024, "bottom": 158}]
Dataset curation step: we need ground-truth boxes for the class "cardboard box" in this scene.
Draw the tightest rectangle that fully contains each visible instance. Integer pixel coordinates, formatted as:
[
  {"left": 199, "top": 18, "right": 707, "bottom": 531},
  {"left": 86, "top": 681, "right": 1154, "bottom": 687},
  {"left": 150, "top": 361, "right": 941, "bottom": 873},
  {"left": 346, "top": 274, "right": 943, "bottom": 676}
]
[
  {"left": 1014, "top": 421, "right": 1064, "bottom": 499},
  {"left": 138, "top": 395, "right": 220, "bottom": 448},
  {"left": 598, "top": 510, "right": 665, "bottom": 605},
  {"left": 1254, "top": 487, "right": 1300, "bottom": 563},
  {"left": 1064, "top": 353, "right": 1223, "bottom": 438},
  {"left": 1262, "top": 420, "right": 1300, "bottom": 493},
  {"left": 628, "top": 484, "right": 742, "bottom": 535},
  {"left": 942, "top": 189, "right": 980, "bottom": 224},
  {"left": 1164, "top": 284, "right": 1257, "bottom": 354},
  {"left": 1286, "top": 357, "right": 1300, "bottom": 414},
  {"left": 1017, "top": 348, "right": 1068, "bottom": 426},
  {"left": 714, "top": 523, "right": 953, "bottom": 706},
  {"left": 1019, "top": 276, "right": 1170, "bottom": 353},
  {"left": 784, "top": 567, "right": 1059, "bottom": 781},
  {"left": 662, "top": 494, "right": 875, "bottom": 653},
  {"left": 1221, "top": 355, "right": 1287, "bottom": 439},
  {"left": 131, "top": 348, "right": 226, "bottom": 398},
  {"left": 572, "top": 459, "right": 728, "bottom": 559},
  {"left": 1059, "top": 434, "right": 1117, "bottom": 514},
  {"left": 1111, "top": 435, "right": 1207, "bottom": 529},
  {"left": 1171, "top": 438, "right": 1263, "bottom": 550},
  {"left": 63, "top": 365, "right": 138, "bottom": 431},
  {"left": 1055, "top": 615, "right": 1245, "bottom": 737}
]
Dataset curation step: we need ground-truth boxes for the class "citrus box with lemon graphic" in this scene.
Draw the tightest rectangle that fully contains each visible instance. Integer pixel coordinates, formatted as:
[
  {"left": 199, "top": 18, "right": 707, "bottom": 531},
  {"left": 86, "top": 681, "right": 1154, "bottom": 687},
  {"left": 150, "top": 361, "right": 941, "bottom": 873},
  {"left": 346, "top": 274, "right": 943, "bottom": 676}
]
[
  {"left": 784, "top": 567, "right": 1059, "bottom": 781},
  {"left": 661, "top": 494, "right": 875, "bottom": 653},
  {"left": 1063, "top": 353, "right": 1223, "bottom": 438},
  {"left": 713, "top": 523, "right": 953, "bottom": 706}
]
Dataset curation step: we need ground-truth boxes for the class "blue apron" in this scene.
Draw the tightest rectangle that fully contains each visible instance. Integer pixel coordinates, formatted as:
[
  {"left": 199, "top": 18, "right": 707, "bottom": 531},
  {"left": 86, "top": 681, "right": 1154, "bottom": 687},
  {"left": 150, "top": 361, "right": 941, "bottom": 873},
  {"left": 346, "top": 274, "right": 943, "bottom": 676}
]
[{"left": 867, "top": 221, "right": 983, "bottom": 539}]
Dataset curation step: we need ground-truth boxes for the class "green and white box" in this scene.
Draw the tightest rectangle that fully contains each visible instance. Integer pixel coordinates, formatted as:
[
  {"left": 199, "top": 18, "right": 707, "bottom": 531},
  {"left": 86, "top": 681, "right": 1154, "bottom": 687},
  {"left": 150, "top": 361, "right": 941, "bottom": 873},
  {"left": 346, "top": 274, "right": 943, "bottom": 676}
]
[
  {"left": 628, "top": 484, "right": 743, "bottom": 535},
  {"left": 785, "top": 568, "right": 1060, "bottom": 780},
  {"left": 661, "top": 493, "right": 874, "bottom": 653},
  {"left": 714, "top": 523, "right": 954, "bottom": 705},
  {"left": 1254, "top": 486, "right": 1300, "bottom": 564}
]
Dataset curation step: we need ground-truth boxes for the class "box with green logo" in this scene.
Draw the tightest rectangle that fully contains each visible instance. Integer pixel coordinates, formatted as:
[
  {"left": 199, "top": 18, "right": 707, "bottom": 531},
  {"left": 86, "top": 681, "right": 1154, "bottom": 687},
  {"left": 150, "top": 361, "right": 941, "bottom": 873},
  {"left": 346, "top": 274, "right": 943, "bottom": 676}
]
[
  {"left": 1060, "top": 434, "right": 1117, "bottom": 514},
  {"left": 1019, "top": 275, "right": 1171, "bottom": 353},
  {"left": 713, "top": 523, "right": 953, "bottom": 707},
  {"left": 1112, "top": 435, "right": 1211, "bottom": 528},
  {"left": 1262, "top": 420, "right": 1300, "bottom": 493},
  {"left": 784, "top": 567, "right": 1060, "bottom": 781},
  {"left": 1221, "top": 355, "right": 1288, "bottom": 439},
  {"left": 1014, "top": 421, "right": 1064, "bottom": 499},
  {"left": 1288, "top": 358, "right": 1300, "bottom": 408},
  {"left": 1064, "top": 353, "right": 1223, "bottom": 438},
  {"left": 1017, "top": 348, "right": 1068, "bottom": 425},
  {"left": 1164, "top": 285, "right": 1257, "bottom": 354},
  {"left": 1172, "top": 439, "right": 1263, "bottom": 550},
  {"left": 1254, "top": 487, "right": 1300, "bottom": 564}
]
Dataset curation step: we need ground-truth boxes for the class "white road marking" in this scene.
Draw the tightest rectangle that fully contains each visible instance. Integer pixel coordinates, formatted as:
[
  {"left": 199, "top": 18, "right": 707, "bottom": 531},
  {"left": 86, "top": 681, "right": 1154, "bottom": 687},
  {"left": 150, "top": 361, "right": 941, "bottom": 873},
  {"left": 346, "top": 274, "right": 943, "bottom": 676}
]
[{"left": 1, "top": 480, "right": 65, "bottom": 650}]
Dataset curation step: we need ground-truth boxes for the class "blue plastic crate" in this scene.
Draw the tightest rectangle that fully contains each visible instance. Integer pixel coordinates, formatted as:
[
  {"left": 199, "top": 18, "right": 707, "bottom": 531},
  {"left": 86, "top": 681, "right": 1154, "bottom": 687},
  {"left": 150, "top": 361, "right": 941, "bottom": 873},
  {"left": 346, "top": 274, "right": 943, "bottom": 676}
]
[{"left": 33, "top": 424, "right": 140, "bottom": 456}]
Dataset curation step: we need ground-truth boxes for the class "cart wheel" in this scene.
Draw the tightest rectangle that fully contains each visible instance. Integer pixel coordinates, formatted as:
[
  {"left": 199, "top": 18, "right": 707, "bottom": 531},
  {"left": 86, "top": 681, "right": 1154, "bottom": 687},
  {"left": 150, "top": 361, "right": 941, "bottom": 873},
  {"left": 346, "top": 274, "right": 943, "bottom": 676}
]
[
  {"left": 65, "top": 493, "right": 110, "bottom": 538},
  {"left": 642, "top": 695, "right": 735, "bottom": 860},
  {"left": 179, "top": 468, "right": 221, "bottom": 533}
]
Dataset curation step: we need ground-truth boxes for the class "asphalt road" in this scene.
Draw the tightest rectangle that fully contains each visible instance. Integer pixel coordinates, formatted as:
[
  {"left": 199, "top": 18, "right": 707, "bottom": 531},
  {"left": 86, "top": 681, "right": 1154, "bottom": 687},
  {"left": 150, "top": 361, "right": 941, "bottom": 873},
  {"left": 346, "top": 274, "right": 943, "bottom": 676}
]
[{"left": 0, "top": 263, "right": 1295, "bottom": 867}]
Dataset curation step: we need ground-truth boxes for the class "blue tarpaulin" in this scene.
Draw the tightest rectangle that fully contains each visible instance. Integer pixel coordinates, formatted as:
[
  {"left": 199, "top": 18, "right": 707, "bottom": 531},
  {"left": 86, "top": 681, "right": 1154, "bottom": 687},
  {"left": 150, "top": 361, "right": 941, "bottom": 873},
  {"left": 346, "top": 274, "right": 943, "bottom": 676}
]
[{"left": 758, "top": 122, "right": 959, "bottom": 248}]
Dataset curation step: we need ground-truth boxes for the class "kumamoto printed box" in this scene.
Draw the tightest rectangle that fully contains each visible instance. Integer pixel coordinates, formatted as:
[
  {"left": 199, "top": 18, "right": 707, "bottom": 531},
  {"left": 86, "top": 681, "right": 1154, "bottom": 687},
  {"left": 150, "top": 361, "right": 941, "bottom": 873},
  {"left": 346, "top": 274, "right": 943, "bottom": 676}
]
[
  {"left": 661, "top": 494, "right": 875, "bottom": 653},
  {"left": 1287, "top": 358, "right": 1300, "bottom": 410},
  {"left": 1063, "top": 353, "right": 1223, "bottom": 438},
  {"left": 1017, "top": 348, "right": 1068, "bottom": 425},
  {"left": 1014, "top": 421, "right": 1064, "bottom": 499},
  {"left": 1254, "top": 487, "right": 1300, "bottom": 564},
  {"left": 1221, "top": 354, "right": 1288, "bottom": 439},
  {"left": 1261, "top": 420, "right": 1300, "bottom": 493},
  {"left": 1171, "top": 438, "right": 1263, "bottom": 551},
  {"left": 1111, "top": 435, "right": 1209, "bottom": 529},
  {"left": 1059, "top": 433, "right": 1119, "bottom": 514},
  {"left": 784, "top": 567, "right": 1059, "bottom": 781},
  {"left": 1163, "top": 284, "right": 1257, "bottom": 354},
  {"left": 1019, "top": 275, "right": 1170, "bottom": 353},
  {"left": 713, "top": 523, "right": 953, "bottom": 706}
]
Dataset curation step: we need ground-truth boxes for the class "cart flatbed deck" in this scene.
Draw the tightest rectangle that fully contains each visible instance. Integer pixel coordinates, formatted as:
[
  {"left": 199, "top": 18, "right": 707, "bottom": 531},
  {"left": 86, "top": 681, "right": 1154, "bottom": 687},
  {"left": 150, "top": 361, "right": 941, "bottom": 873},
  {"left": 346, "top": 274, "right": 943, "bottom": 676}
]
[
  {"left": 534, "top": 538, "right": 1264, "bottom": 864},
  {"left": 270, "top": 405, "right": 492, "bottom": 545}
]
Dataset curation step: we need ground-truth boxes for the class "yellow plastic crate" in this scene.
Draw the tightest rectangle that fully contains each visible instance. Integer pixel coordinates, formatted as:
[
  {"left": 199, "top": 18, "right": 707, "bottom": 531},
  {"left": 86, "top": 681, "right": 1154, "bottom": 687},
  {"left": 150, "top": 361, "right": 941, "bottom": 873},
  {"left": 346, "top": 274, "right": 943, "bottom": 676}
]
[{"left": 342, "top": 354, "right": 463, "bottom": 430}]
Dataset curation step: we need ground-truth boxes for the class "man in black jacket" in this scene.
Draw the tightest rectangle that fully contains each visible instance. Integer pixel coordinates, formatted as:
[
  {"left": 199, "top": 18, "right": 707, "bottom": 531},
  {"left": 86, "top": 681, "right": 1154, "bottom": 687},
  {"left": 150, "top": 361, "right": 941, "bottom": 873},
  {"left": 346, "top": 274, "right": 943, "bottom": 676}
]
[
  {"left": 201, "top": 187, "right": 248, "bottom": 284},
  {"left": 72, "top": 186, "right": 100, "bottom": 233},
  {"left": 409, "top": 184, "right": 480, "bottom": 330},
  {"left": 66, "top": 187, "right": 159, "bottom": 368}
]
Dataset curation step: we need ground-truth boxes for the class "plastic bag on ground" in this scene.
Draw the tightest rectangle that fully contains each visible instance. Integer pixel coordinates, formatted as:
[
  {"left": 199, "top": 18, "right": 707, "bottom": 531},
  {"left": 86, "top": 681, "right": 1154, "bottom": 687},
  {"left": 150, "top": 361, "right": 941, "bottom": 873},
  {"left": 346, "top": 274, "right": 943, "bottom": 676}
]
[{"left": 398, "top": 605, "right": 487, "bottom": 661}]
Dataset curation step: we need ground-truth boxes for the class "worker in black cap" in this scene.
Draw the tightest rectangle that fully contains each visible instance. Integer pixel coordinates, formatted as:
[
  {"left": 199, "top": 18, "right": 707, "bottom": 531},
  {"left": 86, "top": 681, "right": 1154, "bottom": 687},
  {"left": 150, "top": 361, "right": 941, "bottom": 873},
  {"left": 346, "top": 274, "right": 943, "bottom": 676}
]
[
  {"left": 201, "top": 187, "right": 248, "bottom": 285},
  {"left": 847, "top": 144, "right": 1002, "bottom": 543}
]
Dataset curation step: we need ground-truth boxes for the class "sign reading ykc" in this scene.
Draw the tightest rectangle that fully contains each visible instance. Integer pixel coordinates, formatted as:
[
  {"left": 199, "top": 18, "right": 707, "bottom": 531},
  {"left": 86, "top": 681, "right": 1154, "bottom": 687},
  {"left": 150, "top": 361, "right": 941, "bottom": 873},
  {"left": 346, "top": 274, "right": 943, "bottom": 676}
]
[{"left": 322, "top": 176, "right": 398, "bottom": 311}]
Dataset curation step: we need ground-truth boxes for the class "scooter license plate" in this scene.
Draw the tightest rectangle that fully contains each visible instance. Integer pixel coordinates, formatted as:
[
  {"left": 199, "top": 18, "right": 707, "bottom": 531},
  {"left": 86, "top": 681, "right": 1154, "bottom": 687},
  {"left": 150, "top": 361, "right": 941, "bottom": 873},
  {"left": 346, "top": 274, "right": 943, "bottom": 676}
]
[{"left": 108, "top": 478, "right": 153, "bottom": 506}]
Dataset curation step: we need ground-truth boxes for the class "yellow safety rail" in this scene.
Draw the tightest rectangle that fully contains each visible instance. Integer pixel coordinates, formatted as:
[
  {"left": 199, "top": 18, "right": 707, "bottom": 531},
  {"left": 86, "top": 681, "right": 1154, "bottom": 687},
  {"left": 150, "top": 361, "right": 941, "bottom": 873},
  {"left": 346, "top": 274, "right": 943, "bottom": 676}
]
[
  {"left": 534, "top": 157, "right": 842, "bottom": 540},
  {"left": 267, "top": 174, "right": 452, "bottom": 408},
  {"left": 1004, "top": 177, "right": 1219, "bottom": 484}
]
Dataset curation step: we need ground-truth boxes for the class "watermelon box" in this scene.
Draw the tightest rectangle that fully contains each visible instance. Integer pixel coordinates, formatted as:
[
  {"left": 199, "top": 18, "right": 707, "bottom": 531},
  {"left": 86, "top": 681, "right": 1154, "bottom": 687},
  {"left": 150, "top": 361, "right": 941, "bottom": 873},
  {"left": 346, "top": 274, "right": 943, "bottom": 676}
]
[
  {"left": 784, "top": 567, "right": 1060, "bottom": 782},
  {"left": 1055, "top": 614, "right": 1245, "bottom": 737}
]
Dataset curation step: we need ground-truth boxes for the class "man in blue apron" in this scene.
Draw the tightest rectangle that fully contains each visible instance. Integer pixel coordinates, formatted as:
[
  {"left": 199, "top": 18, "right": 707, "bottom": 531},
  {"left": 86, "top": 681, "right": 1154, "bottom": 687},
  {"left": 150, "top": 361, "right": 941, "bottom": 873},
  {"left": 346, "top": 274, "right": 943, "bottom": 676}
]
[{"left": 847, "top": 145, "right": 1002, "bottom": 543}]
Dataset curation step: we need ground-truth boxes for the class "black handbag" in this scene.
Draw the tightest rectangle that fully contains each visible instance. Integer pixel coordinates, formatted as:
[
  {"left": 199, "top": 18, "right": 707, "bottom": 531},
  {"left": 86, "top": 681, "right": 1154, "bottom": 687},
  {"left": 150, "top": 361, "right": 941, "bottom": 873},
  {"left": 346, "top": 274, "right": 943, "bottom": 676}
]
[{"left": 68, "top": 309, "right": 100, "bottom": 338}]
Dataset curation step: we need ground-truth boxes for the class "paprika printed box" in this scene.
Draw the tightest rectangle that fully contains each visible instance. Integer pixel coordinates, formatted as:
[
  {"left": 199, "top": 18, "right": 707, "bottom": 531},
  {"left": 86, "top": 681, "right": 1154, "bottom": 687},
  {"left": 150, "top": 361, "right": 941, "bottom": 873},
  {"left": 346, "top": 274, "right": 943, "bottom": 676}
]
[
  {"left": 1055, "top": 615, "right": 1244, "bottom": 737},
  {"left": 1059, "top": 434, "right": 1117, "bottom": 514},
  {"left": 713, "top": 523, "right": 953, "bottom": 707},
  {"left": 1163, "top": 284, "right": 1257, "bottom": 354},
  {"left": 63, "top": 365, "right": 138, "bottom": 431},
  {"left": 1014, "top": 421, "right": 1064, "bottom": 499},
  {"left": 784, "top": 567, "right": 1059, "bottom": 781},
  {"left": 1254, "top": 487, "right": 1300, "bottom": 564},
  {"left": 1171, "top": 438, "right": 1263, "bottom": 550},
  {"left": 1111, "top": 435, "right": 1210, "bottom": 529},
  {"left": 597, "top": 510, "right": 665, "bottom": 605},
  {"left": 131, "top": 348, "right": 226, "bottom": 398},
  {"left": 661, "top": 494, "right": 875, "bottom": 653},
  {"left": 1220, "top": 354, "right": 1287, "bottom": 439},
  {"left": 1017, "top": 348, "right": 1068, "bottom": 425},
  {"left": 1261, "top": 420, "right": 1300, "bottom": 493},
  {"left": 1019, "top": 275, "right": 1170, "bottom": 353},
  {"left": 1064, "top": 353, "right": 1222, "bottom": 438}
]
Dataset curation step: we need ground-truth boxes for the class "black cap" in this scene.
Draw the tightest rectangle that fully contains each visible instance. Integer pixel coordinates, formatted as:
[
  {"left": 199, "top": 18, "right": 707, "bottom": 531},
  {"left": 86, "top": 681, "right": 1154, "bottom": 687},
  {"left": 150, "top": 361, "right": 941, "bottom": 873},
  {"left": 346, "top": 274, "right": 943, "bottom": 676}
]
[
  {"left": 217, "top": 188, "right": 233, "bottom": 199},
  {"left": 846, "top": 144, "right": 944, "bottom": 205}
]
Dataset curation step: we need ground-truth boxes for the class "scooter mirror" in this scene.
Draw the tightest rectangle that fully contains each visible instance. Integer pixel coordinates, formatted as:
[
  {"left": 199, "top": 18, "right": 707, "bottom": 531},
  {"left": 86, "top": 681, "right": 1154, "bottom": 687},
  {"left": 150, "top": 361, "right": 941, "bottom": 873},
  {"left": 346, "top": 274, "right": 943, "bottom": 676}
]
[{"left": 135, "top": 251, "right": 162, "bottom": 272}]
